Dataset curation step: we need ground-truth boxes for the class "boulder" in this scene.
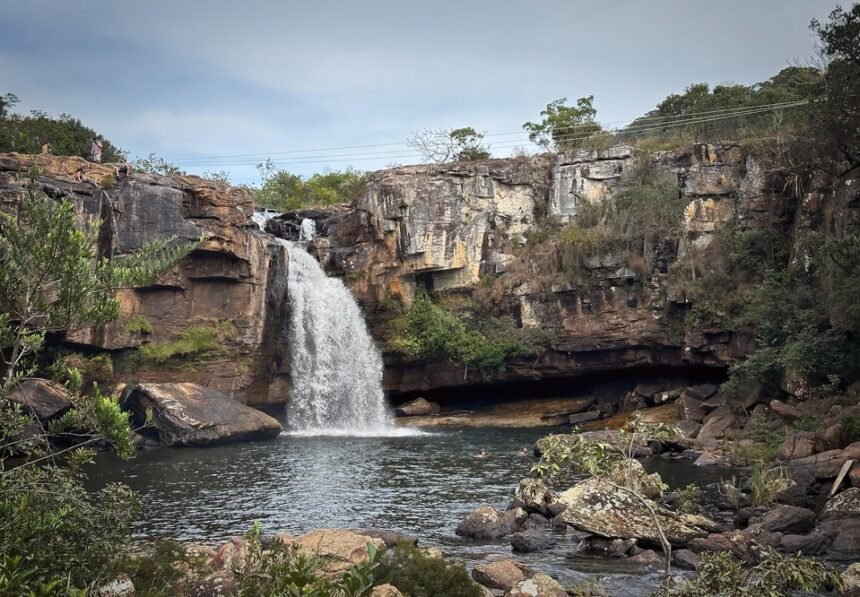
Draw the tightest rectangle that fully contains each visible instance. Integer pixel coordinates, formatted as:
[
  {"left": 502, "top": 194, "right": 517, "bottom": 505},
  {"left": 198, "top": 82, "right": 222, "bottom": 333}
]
[
  {"left": 348, "top": 528, "right": 418, "bottom": 548},
  {"left": 189, "top": 571, "right": 238, "bottom": 597},
  {"left": 814, "top": 422, "right": 846, "bottom": 453},
  {"left": 824, "top": 518, "right": 860, "bottom": 557},
  {"left": 370, "top": 585, "right": 403, "bottom": 597},
  {"left": 625, "top": 549, "right": 664, "bottom": 569},
  {"left": 573, "top": 536, "right": 636, "bottom": 557},
  {"left": 697, "top": 408, "right": 737, "bottom": 448},
  {"left": 685, "top": 384, "right": 718, "bottom": 401},
  {"left": 92, "top": 575, "right": 135, "bottom": 597},
  {"left": 673, "top": 549, "right": 699, "bottom": 570},
  {"left": 5, "top": 379, "right": 72, "bottom": 420},
  {"left": 776, "top": 432, "right": 816, "bottom": 461},
  {"left": 769, "top": 400, "right": 802, "bottom": 423},
  {"left": 842, "top": 562, "right": 860, "bottom": 597},
  {"left": 557, "top": 477, "right": 714, "bottom": 545},
  {"left": 471, "top": 559, "right": 528, "bottom": 591},
  {"left": 569, "top": 411, "right": 601, "bottom": 425},
  {"left": 210, "top": 537, "right": 248, "bottom": 570},
  {"left": 607, "top": 458, "right": 665, "bottom": 500},
  {"left": 779, "top": 533, "right": 827, "bottom": 554},
  {"left": 759, "top": 505, "right": 816, "bottom": 534},
  {"left": 456, "top": 506, "right": 527, "bottom": 539},
  {"left": 676, "top": 419, "right": 701, "bottom": 438},
  {"left": 688, "top": 530, "right": 757, "bottom": 562},
  {"left": 284, "top": 529, "right": 385, "bottom": 577},
  {"left": 393, "top": 397, "right": 440, "bottom": 417},
  {"left": 120, "top": 383, "right": 282, "bottom": 447},
  {"left": 785, "top": 443, "right": 860, "bottom": 479},
  {"left": 510, "top": 528, "right": 556, "bottom": 553},
  {"left": 506, "top": 573, "right": 567, "bottom": 597},
  {"left": 821, "top": 487, "right": 860, "bottom": 519},
  {"left": 514, "top": 478, "right": 553, "bottom": 515},
  {"left": 677, "top": 394, "right": 706, "bottom": 423}
]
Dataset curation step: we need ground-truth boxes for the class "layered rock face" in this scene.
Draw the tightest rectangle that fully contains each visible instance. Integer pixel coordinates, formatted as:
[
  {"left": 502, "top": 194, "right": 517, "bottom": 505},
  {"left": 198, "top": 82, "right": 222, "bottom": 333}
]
[
  {"left": 286, "top": 143, "right": 797, "bottom": 398},
  {"left": 0, "top": 153, "right": 291, "bottom": 407}
]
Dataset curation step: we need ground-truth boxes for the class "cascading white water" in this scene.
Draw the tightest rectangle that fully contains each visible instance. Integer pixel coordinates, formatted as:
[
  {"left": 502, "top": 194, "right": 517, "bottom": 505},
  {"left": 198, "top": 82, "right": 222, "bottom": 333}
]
[{"left": 282, "top": 222, "right": 400, "bottom": 435}]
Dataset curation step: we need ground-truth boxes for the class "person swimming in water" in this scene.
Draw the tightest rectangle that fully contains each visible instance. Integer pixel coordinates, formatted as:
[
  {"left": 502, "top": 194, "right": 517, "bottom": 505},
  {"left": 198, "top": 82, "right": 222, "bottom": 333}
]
[
  {"left": 519, "top": 447, "right": 530, "bottom": 458},
  {"left": 474, "top": 449, "right": 488, "bottom": 459}
]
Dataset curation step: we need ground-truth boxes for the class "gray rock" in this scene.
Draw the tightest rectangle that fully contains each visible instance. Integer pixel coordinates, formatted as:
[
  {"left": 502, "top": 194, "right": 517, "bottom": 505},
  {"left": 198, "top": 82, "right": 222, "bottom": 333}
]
[
  {"left": 393, "top": 397, "right": 440, "bottom": 417},
  {"left": 769, "top": 400, "right": 803, "bottom": 423},
  {"left": 569, "top": 411, "right": 601, "bottom": 425},
  {"left": 779, "top": 533, "right": 827, "bottom": 554},
  {"left": 5, "top": 379, "right": 72, "bottom": 420},
  {"left": 677, "top": 393, "right": 706, "bottom": 423},
  {"left": 456, "top": 506, "right": 527, "bottom": 539},
  {"left": 673, "top": 549, "right": 699, "bottom": 570},
  {"left": 776, "top": 432, "right": 816, "bottom": 461},
  {"left": 471, "top": 559, "right": 528, "bottom": 591},
  {"left": 120, "top": 383, "right": 282, "bottom": 447},
  {"left": 511, "top": 528, "right": 557, "bottom": 553},
  {"left": 759, "top": 505, "right": 816, "bottom": 534},
  {"left": 822, "top": 487, "right": 860, "bottom": 519},
  {"left": 676, "top": 420, "right": 701, "bottom": 438},
  {"left": 685, "top": 384, "right": 718, "bottom": 401}
]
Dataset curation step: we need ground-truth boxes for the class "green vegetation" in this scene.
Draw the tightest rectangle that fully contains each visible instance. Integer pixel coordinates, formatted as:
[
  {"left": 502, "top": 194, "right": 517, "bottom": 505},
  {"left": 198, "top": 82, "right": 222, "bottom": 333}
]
[
  {"left": 372, "top": 542, "right": 483, "bottom": 597},
  {"left": 407, "top": 127, "right": 491, "bottom": 163},
  {"left": 749, "top": 461, "right": 792, "bottom": 507},
  {"left": 0, "top": 93, "right": 124, "bottom": 161},
  {"left": 127, "top": 314, "right": 154, "bottom": 335},
  {"left": 677, "top": 483, "right": 702, "bottom": 514},
  {"left": 234, "top": 524, "right": 378, "bottom": 597},
  {"left": 0, "top": 171, "right": 195, "bottom": 592},
  {"left": 523, "top": 96, "right": 602, "bottom": 151},
  {"left": 843, "top": 413, "right": 860, "bottom": 443},
  {"left": 656, "top": 549, "right": 842, "bottom": 596},
  {"left": 254, "top": 159, "right": 367, "bottom": 211},
  {"left": 139, "top": 320, "right": 236, "bottom": 363},
  {"left": 392, "top": 289, "right": 548, "bottom": 373},
  {"left": 112, "top": 539, "right": 209, "bottom": 597},
  {"left": 133, "top": 153, "right": 185, "bottom": 175}
]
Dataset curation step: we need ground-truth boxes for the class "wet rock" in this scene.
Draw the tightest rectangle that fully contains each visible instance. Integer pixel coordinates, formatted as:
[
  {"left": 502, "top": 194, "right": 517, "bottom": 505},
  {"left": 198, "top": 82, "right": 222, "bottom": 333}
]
[
  {"left": 697, "top": 408, "right": 737, "bottom": 448},
  {"left": 569, "top": 411, "right": 601, "bottom": 425},
  {"left": 471, "top": 559, "right": 528, "bottom": 591},
  {"left": 348, "top": 528, "right": 418, "bottom": 547},
  {"left": 558, "top": 477, "right": 714, "bottom": 544},
  {"left": 370, "top": 585, "right": 403, "bottom": 597},
  {"left": 514, "top": 478, "right": 553, "bottom": 515},
  {"left": 92, "top": 575, "right": 135, "bottom": 597},
  {"left": 673, "top": 549, "right": 699, "bottom": 570},
  {"left": 5, "top": 379, "right": 72, "bottom": 420},
  {"left": 456, "top": 506, "right": 528, "bottom": 539},
  {"left": 676, "top": 419, "right": 701, "bottom": 438},
  {"left": 779, "top": 532, "right": 827, "bottom": 554},
  {"left": 759, "top": 504, "right": 816, "bottom": 534},
  {"left": 120, "top": 383, "right": 282, "bottom": 447},
  {"left": 284, "top": 529, "right": 385, "bottom": 577},
  {"left": 822, "top": 488, "right": 860, "bottom": 519},
  {"left": 607, "top": 458, "right": 665, "bottom": 499},
  {"left": 769, "top": 400, "right": 802, "bottom": 423},
  {"left": 189, "top": 571, "right": 238, "bottom": 597},
  {"left": 506, "top": 573, "right": 567, "bottom": 597},
  {"left": 688, "top": 530, "right": 757, "bottom": 562},
  {"left": 693, "top": 451, "right": 726, "bottom": 467},
  {"left": 393, "top": 397, "right": 440, "bottom": 417},
  {"left": 741, "top": 524, "right": 783, "bottom": 548},
  {"left": 626, "top": 549, "right": 664, "bottom": 569},
  {"left": 677, "top": 394, "right": 706, "bottom": 423},
  {"left": 776, "top": 432, "right": 816, "bottom": 461},
  {"left": 510, "top": 530, "right": 553, "bottom": 558},
  {"left": 574, "top": 536, "right": 636, "bottom": 557}
]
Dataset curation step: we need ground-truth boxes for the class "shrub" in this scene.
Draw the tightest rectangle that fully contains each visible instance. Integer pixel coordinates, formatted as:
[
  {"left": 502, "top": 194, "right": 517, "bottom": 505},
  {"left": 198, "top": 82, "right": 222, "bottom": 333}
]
[
  {"left": 843, "top": 414, "right": 860, "bottom": 443},
  {"left": 139, "top": 320, "right": 236, "bottom": 363},
  {"left": 677, "top": 483, "right": 702, "bottom": 514},
  {"left": 749, "top": 461, "right": 792, "bottom": 506},
  {"left": 372, "top": 543, "right": 483, "bottom": 597},
  {"left": 127, "top": 314, "right": 154, "bottom": 335},
  {"left": 115, "top": 539, "right": 208, "bottom": 596}
]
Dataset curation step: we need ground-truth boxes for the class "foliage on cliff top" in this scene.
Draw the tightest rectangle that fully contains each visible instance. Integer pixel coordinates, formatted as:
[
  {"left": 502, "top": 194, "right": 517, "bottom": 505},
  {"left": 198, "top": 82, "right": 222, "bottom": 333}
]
[
  {"left": 254, "top": 158, "right": 367, "bottom": 211},
  {"left": 0, "top": 93, "right": 124, "bottom": 162},
  {"left": 407, "top": 127, "right": 491, "bottom": 163}
]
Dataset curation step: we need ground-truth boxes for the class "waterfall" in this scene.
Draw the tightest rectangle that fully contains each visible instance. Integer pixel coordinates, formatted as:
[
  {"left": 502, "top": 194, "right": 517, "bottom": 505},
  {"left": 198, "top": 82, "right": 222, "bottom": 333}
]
[{"left": 282, "top": 224, "right": 401, "bottom": 435}]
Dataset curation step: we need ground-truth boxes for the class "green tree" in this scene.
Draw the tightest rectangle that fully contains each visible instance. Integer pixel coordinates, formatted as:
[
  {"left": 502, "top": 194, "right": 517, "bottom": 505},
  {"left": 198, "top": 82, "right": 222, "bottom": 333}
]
[
  {"left": 254, "top": 159, "right": 366, "bottom": 211},
  {"left": 522, "top": 96, "right": 602, "bottom": 151},
  {"left": 407, "top": 127, "right": 491, "bottom": 163},
  {"left": 0, "top": 171, "right": 198, "bottom": 591},
  {"left": 132, "top": 153, "right": 185, "bottom": 175}
]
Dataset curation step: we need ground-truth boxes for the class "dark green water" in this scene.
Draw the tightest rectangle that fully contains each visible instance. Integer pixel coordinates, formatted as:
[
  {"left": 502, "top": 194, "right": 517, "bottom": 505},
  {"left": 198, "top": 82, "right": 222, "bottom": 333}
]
[{"left": 87, "top": 426, "right": 735, "bottom": 589}]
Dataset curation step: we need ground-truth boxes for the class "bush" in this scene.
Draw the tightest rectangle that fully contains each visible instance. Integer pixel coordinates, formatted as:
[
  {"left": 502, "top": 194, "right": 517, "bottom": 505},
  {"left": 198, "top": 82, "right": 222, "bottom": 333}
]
[
  {"left": 139, "top": 321, "right": 236, "bottom": 363},
  {"left": 749, "top": 461, "right": 792, "bottom": 507},
  {"left": 254, "top": 160, "right": 366, "bottom": 211},
  {"left": 127, "top": 314, "right": 154, "bottom": 335},
  {"left": 115, "top": 539, "right": 208, "bottom": 596},
  {"left": 372, "top": 543, "right": 483, "bottom": 597}
]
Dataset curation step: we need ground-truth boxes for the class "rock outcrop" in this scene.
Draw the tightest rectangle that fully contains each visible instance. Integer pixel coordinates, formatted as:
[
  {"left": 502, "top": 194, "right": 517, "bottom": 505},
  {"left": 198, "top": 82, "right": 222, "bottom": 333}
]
[{"left": 120, "top": 382, "right": 282, "bottom": 446}]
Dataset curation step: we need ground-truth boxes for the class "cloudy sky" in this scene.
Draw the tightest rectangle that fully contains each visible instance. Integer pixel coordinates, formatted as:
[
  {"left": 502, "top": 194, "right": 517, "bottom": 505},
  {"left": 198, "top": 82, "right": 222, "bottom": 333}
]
[{"left": 1, "top": 0, "right": 838, "bottom": 183}]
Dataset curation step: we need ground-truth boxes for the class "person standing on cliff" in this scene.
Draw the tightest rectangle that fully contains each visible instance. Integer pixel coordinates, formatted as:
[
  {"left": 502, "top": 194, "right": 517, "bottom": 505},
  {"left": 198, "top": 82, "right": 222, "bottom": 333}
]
[
  {"left": 40, "top": 142, "right": 52, "bottom": 155},
  {"left": 90, "top": 137, "right": 103, "bottom": 163}
]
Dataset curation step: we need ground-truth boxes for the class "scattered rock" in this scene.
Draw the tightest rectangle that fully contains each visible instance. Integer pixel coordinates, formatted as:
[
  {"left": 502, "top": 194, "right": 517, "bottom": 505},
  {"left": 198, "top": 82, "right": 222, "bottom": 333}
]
[
  {"left": 92, "top": 575, "right": 135, "bottom": 597},
  {"left": 626, "top": 549, "right": 664, "bottom": 569},
  {"left": 514, "top": 478, "right": 553, "bottom": 515},
  {"left": 673, "top": 549, "right": 699, "bottom": 570},
  {"left": 210, "top": 537, "right": 248, "bottom": 571},
  {"left": 574, "top": 536, "right": 636, "bottom": 557},
  {"left": 393, "top": 397, "right": 440, "bottom": 417},
  {"left": 697, "top": 408, "right": 737, "bottom": 448},
  {"left": 189, "top": 571, "right": 238, "bottom": 597},
  {"left": 558, "top": 477, "right": 714, "bottom": 544},
  {"left": 741, "top": 524, "right": 783, "bottom": 548},
  {"left": 841, "top": 562, "right": 860, "bottom": 597},
  {"left": 685, "top": 384, "right": 718, "bottom": 401},
  {"left": 348, "top": 528, "right": 418, "bottom": 547},
  {"left": 5, "top": 379, "right": 72, "bottom": 420},
  {"left": 120, "top": 383, "right": 282, "bottom": 447},
  {"left": 471, "top": 559, "right": 528, "bottom": 591},
  {"left": 677, "top": 394, "right": 706, "bottom": 423},
  {"left": 759, "top": 505, "right": 816, "bottom": 534},
  {"left": 814, "top": 422, "right": 846, "bottom": 453},
  {"left": 822, "top": 487, "right": 860, "bottom": 519},
  {"left": 285, "top": 529, "right": 385, "bottom": 577},
  {"left": 785, "top": 443, "right": 860, "bottom": 479},
  {"left": 693, "top": 451, "right": 726, "bottom": 467},
  {"left": 511, "top": 528, "right": 556, "bottom": 553},
  {"left": 456, "top": 506, "right": 527, "bottom": 539},
  {"left": 769, "top": 400, "right": 802, "bottom": 423},
  {"left": 507, "top": 573, "right": 567, "bottom": 597},
  {"left": 776, "top": 432, "right": 816, "bottom": 461},
  {"left": 676, "top": 419, "right": 701, "bottom": 438},
  {"left": 688, "top": 530, "right": 756, "bottom": 562},
  {"left": 779, "top": 533, "right": 827, "bottom": 554},
  {"left": 370, "top": 584, "right": 403, "bottom": 597}
]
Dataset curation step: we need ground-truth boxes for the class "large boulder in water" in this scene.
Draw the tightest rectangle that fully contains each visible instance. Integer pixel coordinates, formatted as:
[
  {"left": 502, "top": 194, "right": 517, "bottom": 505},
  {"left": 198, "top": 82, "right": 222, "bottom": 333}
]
[
  {"left": 558, "top": 477, "right": 716, "bottom": 545},
  {"left": 455, "top": 506, "right": 527, "bottom": 539},
  {"left": 120, "top": 382, "right": 282, "bottom": 447},
  {"left": 6, "top": 379, "right": 72, "bottom": 420},
  {"left": 393, "top": 397, "right": 440, "bottom": 417}
]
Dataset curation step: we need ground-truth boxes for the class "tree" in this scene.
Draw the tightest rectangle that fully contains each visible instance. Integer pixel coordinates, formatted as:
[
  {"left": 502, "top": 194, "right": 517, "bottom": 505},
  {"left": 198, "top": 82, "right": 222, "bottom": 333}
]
[
  {"left": 522, "top": 96, "right": 602, "bottom": 151},
  {"left": 407, "top": 127, "right": 491, "bottom": 163},
  {"left": 0, "top": 171, "right": 198, "bottom": 590},
  {"left": 0, "top": 93, "right": 18, "bottom": 119},
  {"left": 132, "top": 153, "right": 185, "bottom": 175},
  {"left": 253, "top": 159, "right": 366, "bottom": 211}
]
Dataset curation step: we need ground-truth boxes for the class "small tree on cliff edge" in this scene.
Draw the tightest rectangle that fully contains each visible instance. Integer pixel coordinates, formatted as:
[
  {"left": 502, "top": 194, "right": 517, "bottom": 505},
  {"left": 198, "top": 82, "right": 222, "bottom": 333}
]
[
  {"left": 0, "top": 170, "right": 199, "bottom": 591},
  {"left": 407, "top": 127, "right": 491, "bottom": 163},
  {"left": 523, "top": 96, "right": 603, "bottom": 151}
]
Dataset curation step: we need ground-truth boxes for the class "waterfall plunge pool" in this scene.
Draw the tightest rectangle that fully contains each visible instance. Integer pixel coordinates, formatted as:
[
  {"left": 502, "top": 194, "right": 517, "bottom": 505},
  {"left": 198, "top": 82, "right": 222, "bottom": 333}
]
[{"left": 86, "top": 426, "right": 736, "bottom": 589}]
